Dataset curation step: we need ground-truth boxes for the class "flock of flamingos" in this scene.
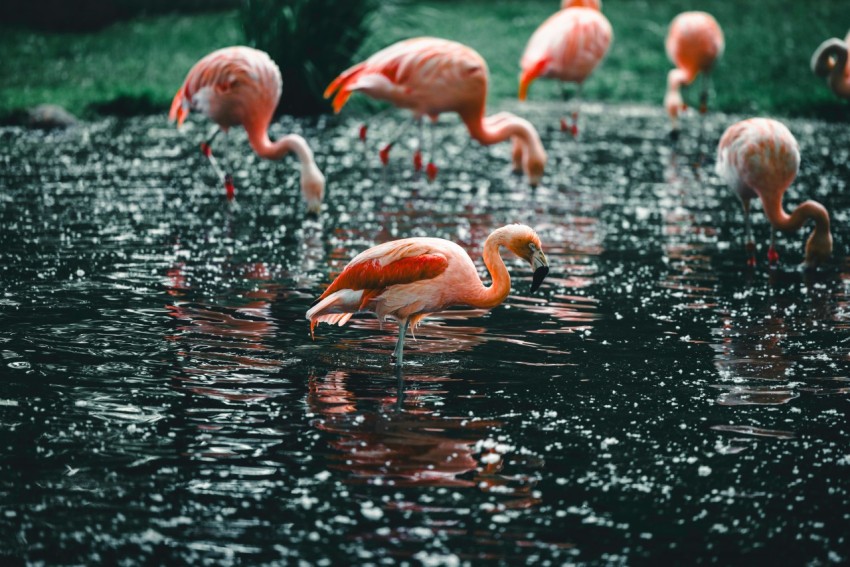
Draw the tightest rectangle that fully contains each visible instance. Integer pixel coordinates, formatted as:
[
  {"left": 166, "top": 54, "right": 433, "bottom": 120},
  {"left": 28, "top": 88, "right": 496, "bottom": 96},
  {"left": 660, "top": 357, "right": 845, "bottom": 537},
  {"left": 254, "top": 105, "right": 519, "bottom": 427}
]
[{"left": 167, "top": 0, "right": 848, "bottom": 365}]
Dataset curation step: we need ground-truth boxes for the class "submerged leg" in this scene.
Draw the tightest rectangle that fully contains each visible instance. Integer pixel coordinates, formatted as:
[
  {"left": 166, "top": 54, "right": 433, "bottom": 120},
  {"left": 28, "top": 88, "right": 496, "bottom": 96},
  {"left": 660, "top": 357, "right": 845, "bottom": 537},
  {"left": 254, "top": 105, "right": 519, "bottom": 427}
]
[
  {"left": 199, "top": 128, "right": 235, "bottom": 199},
  {"left": 768, "top": 230, "right": 779, "bottom": 264},
  {"left": 743, "top": 199, "right": 756, "bottom": 267},
  {"left": 392, "top": 319, "right": 410, "bottom": 366}
]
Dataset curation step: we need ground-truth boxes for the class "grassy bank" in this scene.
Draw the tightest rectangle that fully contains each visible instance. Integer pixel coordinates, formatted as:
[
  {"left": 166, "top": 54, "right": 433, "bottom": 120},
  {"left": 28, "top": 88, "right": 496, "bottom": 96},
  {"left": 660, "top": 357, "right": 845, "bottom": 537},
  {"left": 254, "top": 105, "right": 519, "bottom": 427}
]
[{"left": 1, "top": 0, "right": 848, "bottom": 120}]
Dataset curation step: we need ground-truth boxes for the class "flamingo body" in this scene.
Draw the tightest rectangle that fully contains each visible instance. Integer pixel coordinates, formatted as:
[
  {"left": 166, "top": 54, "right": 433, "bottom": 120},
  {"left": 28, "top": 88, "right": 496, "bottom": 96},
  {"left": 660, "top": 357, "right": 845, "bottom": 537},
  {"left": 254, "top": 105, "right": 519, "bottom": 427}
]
[
  {"left": 325, "top": 38, "right": 547, "bottom": 185},
  {"left": 170, "top": 46, "right": 325, "bottom": 211},
  {"left": 716, "top": 118, "right": 832, "bottom": 267},
  {"left": 664, "top": 12, "right": 724, "bottom": 127},
  {"left": 519, "top": 7, "right": 612, "bottom": 98},
  {"left": 307, "top": 224, "right": 550, "bottom": 365},
  {"left": 811, "top": 31, "right": 850, "bottom": 99}
]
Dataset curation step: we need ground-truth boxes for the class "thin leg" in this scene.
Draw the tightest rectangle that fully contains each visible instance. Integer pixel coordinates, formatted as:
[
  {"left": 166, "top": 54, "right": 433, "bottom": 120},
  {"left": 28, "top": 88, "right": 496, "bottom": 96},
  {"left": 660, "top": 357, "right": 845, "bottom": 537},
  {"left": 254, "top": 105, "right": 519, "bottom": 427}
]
[
  {"left": 392, "top": 319, "right": 410, "bottom": 366},
  {"left": 699, "top": 73, "right": 709, "bottom": 115},
  {"left": 413, "top": 117, "right": 423, "bottom": 172},
  {"left": 768, "top": 230, "right": 779, "bottom": 264},
  {"left": 743, "top": 200, "right": 756, "bottom": 267},
  {"left": 394, "top": 365, "right": 405, "bottom": 411},
  {"left": 199, "top": 128, "right": 235, "bottom": 199},
  {"left": 379, "top": 117, "right": 415, "bottom": 166},
  {"left": 559, "top": 84, "right": 569, "bottom": 132},
  {"left": 571, "top": 84, "right": 583, "bottom": 138},
  {"left": 426, "top": 119, "right": 438, "bottom": 182}
]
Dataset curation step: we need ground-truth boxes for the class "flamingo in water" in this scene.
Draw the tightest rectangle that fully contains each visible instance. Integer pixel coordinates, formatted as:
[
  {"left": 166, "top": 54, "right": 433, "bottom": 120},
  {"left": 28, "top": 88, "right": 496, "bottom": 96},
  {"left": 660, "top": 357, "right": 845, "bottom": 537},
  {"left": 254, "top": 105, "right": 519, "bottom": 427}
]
[
  {"left": 811, "top": 30, "right": 850, "bottom": 99},
  {"left": 306, "top": 224, "right": 550, "bottom": 366},
  {"left": 716, "top": 118, "right": 832, "bottom": 268},
  {"left": 519, "top": 0, "right": 613, "bottom": 136},
  {"left": 664, "top": 12, "right": 724, "bottom": 135},
  {"left": 324, "top": 37, "right": 547, "bottom": 186},
  {"left": 170, "top": 46, "right": 326, "bottom": 211}
]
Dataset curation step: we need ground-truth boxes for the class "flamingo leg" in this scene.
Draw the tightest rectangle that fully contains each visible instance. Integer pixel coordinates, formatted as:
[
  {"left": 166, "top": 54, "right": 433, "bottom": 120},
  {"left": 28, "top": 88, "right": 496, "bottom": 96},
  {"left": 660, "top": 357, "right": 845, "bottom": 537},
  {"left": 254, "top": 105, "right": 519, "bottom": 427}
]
[
  {"left": 743, "top": 199, "right": 756, "bottom": 266},
  {"left": 768, "top": 230, "right": 779, "bottom": 264},
  {"left": 413, "top": 117, "right": 423, "bottom": 173},
  {"left": 199, "top": 128, "right": 235, "bottom": 199},
  {"left": 699, "top": 73, "right": 709, "bottom": 115},
  {"left": 426, "top": 118, "right": 438, "bottom": 181},
  {"left": 392, "top": 318, "right": 410, "bottom": 366},
  {"left": 379, "top": 117, "right": 415, "bottom": 166}
]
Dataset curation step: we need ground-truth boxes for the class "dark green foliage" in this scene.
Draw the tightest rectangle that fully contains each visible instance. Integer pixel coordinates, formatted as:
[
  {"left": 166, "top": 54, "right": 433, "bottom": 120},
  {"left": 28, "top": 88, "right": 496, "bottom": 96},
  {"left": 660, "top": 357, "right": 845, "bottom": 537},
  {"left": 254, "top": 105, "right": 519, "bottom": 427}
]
[
  {"left": 0, "top": 0, "right": 238, "bottom": 32},
  {"left": 241, "top": 0, "right": 388, "bottom": 116}
]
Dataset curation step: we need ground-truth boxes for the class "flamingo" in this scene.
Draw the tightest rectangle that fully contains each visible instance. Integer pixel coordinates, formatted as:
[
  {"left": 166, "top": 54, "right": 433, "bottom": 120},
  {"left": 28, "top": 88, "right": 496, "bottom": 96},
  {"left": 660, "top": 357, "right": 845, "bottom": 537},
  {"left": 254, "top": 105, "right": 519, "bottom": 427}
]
[
  {"left": 324, "top": 37, "right": 547, "bottom": 186},
  {"left": 716, "top": 118, "right": 832, "bottom": 268},
  {"left": 520, "top": 0, "right": 613, "bottom": 136},
  {"left": 664, "top": 12, "right": 724, "bottom": 135},
  {"left": 306, "top": 224, "right": 550, "bottom": 365},
  {"left": 811, "top": 30, "right": 850, "bottom": 99},
  {"left": 169, "top": 46, "right": 325, "bottom": 211}
]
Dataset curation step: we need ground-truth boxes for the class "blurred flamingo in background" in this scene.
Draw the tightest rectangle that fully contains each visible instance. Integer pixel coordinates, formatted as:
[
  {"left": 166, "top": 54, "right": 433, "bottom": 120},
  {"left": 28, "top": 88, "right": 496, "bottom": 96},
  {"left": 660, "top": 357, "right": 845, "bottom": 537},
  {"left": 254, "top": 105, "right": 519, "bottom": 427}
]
[
  {"left": 170, "top": 46, "right": 325, "bottom": 211},
  {"left": 307, "top": 224, "right": 550, "bottom": 366},
  {"left": 716, "top": 118, "right": 832, "bottom": 268},
  {"left": 324, "top": 37, "right": 547, "bottom": 186},
  {"left": 664, "top": 12, "right": 724, "bottom": 136},
  {"left": 520, "top": 0, "right": 613, "bottom": 136},
  {"left": 811, "top": 30, "right": 850, "bottom": 99}
]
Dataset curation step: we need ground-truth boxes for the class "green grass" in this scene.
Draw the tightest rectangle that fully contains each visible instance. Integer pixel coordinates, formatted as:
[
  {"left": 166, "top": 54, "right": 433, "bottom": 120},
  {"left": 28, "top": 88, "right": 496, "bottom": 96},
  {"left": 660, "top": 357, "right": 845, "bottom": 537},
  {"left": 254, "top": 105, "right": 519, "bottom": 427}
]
[{"left": 1, "top": 0, "right": 849, "bottom": 120}]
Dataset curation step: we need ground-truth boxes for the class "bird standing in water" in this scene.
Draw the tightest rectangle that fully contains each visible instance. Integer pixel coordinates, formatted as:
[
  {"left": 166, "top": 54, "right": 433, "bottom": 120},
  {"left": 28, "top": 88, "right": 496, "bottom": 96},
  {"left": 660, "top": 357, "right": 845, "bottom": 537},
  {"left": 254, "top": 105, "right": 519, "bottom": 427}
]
[
  {"left": 664, "top": 12, "right": 724, "bottom": 135},
  {"left": 519, "top": 0, "right": 613, "bottom": 136},
  {"left": 324, "top": 37, "right": 547, "bottom": 186},
  {"left": 716, "top": 118, "right": 832, "bottom": 268},
  {"left": 306, "top": 224, "right": 550, "bottom": 366},
  {"left": 811, "top": 30, "right": 850, "bottom": 99},
  {"left": 170, "top": 46, "right": 325, "bottom": 211}
]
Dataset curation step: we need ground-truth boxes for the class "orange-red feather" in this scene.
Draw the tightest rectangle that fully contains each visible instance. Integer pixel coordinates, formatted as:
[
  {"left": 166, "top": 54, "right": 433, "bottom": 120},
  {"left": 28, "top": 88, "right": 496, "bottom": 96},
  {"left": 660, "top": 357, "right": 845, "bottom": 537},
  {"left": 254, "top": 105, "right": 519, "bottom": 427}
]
[{"left": 316, "top": 254, "right": 449, "bottom": 303}]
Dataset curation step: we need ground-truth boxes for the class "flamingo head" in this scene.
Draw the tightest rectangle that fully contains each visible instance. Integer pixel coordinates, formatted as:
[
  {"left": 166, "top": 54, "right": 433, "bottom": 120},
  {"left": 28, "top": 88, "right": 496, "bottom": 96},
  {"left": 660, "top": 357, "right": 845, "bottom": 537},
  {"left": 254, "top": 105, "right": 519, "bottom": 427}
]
[
  {"left": 804, "top": 228, "right": 832, "bottom": 268},
  {"left": 504, "top": 226, "right": 549, "bottom": 292},
  {"left": 301, "top": 162, "right": 326, "bottom": 215},
  {"left": 525, "top": 154, "right": 546, "bottom": 188}
]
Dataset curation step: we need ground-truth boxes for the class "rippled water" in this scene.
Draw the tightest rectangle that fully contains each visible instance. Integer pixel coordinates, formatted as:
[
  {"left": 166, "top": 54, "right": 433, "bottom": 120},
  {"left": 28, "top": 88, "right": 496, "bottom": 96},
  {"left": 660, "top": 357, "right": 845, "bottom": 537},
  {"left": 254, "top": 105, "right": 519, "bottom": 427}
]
[{"left": 1, "top": 103, "right": 849, "bottom": 564}]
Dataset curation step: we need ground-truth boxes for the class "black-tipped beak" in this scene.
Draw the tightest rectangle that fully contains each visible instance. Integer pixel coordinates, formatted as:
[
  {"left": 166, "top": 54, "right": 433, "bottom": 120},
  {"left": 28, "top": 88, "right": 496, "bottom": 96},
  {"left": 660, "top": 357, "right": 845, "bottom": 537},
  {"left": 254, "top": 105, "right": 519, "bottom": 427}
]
[{"left": 531, "top": 265, "right": 549, "bottom": 292}]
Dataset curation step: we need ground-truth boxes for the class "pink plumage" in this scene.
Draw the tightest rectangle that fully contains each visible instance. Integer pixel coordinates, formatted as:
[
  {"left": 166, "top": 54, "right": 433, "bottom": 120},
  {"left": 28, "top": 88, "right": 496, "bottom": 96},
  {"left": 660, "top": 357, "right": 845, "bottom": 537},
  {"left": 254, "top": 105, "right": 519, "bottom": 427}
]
[
  {"left": 170, "top": 46, "right": 325, "bottom": 211},
  {"left": 306, "top": 225, "right": 550, "bottom": 365},
  {"left": 324, "top": 37, "right": 547, "bottom": 186},
  {"left": 716, "top": 118, "right": 832, "bottom": 267}
]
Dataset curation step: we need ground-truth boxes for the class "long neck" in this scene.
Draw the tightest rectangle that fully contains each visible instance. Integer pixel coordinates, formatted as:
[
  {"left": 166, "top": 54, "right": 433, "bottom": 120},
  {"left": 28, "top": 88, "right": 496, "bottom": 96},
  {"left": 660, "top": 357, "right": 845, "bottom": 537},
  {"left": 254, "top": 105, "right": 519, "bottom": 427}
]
[
  {"left": 463, "top": 112, "right": 545, "bottom": 164},
  {"left": 247, "top": 126, "right": 316, "bottom": 165},
  {"left": 829, "top": 46, "right": 849, "bottom": 94},
  {"left": 667, "top": 68, "right": 692, "bottom": 94},
  {"left": 761, "top": 193, "right": 830, "bottom": 238},
  {"left": 466, "top": 234, "right": 512, "bottom": 310}
]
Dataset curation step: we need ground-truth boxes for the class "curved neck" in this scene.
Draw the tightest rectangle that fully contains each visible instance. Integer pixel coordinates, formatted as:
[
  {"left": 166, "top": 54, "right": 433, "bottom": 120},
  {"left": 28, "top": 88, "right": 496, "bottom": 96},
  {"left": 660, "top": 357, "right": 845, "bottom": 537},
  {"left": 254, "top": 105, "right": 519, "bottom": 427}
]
[
  {"left": 667, "top": 68, "right": 692, "bottom": 93},
  {"left": 828, "top": 45, "right": 849, "bottom": 92},
  {"left": 762, "top": 195, "right": 830, "bottom": 237},
  {"left": 467, "top": 232, "right": 512, "bottom": 310},
  {"left": 247, "top": 127, "right": 315, "bottom": 165},
  {"left": 463, "top": 112, "right": 545, "bottom": 163}
]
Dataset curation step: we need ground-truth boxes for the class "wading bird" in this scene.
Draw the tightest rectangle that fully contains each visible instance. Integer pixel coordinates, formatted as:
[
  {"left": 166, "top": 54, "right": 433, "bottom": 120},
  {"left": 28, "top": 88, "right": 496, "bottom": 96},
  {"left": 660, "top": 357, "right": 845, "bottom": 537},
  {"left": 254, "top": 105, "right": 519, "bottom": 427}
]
[
  {"left": 306, "top": 224, "right": 550, "bottom": 366},
  {"left": 170, "top": 46, "right": 325, "bottom": 211},
  {"left": 716, "top": 118, "right": 832, "bottom": 268},
  {"left": 664, "top": 12, "right": 724, "bottom": 135},
  {"left": 324, "top": 37, "right": 547, "bottom": 186},
  {"left": 519, "top": 0, "right": 613, "bottom": 136},
  {"left": 811, "top": 30, "right": 850, "bottom": 99}
]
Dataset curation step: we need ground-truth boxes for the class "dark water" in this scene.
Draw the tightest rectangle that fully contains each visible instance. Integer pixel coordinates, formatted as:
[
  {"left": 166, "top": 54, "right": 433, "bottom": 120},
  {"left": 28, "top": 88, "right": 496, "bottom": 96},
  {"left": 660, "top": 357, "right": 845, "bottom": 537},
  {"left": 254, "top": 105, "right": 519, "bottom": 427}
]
[{"left": 1, "top": 103, "right": 849, "bottom": 564}]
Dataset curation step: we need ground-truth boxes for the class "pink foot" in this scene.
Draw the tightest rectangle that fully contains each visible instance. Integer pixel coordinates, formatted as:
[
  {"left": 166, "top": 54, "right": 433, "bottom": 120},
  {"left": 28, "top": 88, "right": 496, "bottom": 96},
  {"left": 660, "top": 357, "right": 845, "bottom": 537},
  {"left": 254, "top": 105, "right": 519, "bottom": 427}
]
[
  {"left": 413, "top": 150, "right": 423, "bottom": 172},
  {"left": 426, "top": 162, "right": 438, "bottom": 182},
  {"left": 200, "top": 142, "right": 212, "bottom": 157},
  {"left": 767, "top": 245, "right": 779, "bottom": 264},
  {"left": 224, "top": 174, "right": 235, "bottom": 200},
  {"left": 359, "top": 124, "right": 368, "bottom": 142},
  {"left": 379, "top": 143, "right": 393, "bottom": 166},
  {"left": 560, "top": 118, "right": 569, "bottom": 133}
]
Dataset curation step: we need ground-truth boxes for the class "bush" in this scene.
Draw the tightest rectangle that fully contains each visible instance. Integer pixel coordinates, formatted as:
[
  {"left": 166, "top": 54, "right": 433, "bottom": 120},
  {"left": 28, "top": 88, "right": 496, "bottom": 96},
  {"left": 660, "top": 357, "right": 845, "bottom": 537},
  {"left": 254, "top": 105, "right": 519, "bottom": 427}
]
[{"left": 241, "top": 0, "right": 395, "bottom": 116}]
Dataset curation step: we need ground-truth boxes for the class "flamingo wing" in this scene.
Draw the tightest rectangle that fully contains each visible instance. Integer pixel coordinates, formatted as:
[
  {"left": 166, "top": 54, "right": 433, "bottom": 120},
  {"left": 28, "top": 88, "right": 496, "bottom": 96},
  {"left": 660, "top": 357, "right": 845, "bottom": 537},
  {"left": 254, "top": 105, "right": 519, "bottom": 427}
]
[
  {"left": 323, "top": 37, "right": 484, "bottom": 113},
  {"left": 307, "top": 239, "right": 450, "bottom": 334}
]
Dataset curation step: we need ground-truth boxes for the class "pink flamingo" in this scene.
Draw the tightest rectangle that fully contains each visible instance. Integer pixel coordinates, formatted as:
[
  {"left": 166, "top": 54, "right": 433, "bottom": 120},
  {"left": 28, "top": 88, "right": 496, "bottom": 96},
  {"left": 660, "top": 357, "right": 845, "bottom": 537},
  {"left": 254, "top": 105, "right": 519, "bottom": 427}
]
[
  {"left": 520, "top": 0, "right": 613, "bottom": 136},
  {"left": 324, "top": 37, "right": 547, "bottom": 186},
  {"left": 169, "top": 46, "right": 326, "bottom": 211},
  {"left": 811, "top": 30, "right": 850, "bottom": 99},
  {"left": 664, "top": 12, "right": 724, "bottom": 134},
  {"left": 306, "top": 224, "right": 550, "bottom": 365},
  {"left": 716, "top": 118, "right": 832, "bottom": 268}
]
